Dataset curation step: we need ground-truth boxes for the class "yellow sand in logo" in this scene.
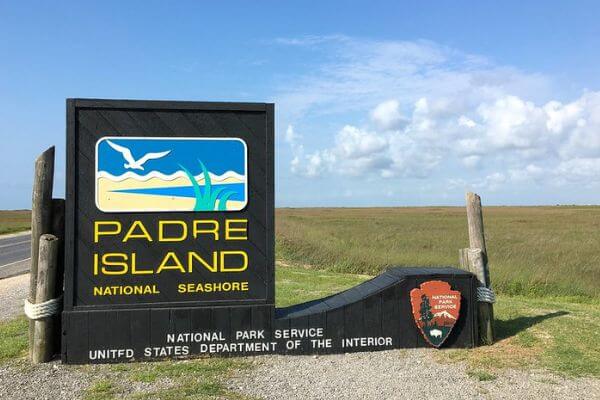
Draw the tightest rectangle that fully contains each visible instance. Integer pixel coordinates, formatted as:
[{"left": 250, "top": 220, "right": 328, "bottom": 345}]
[{"left": 97, "top": 177, "right": 245, "bottom": 212}]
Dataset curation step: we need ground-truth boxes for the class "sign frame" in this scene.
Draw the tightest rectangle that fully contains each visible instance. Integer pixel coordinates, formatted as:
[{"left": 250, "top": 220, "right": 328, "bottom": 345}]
[{"left": 63, "top": 99, "right": 275, "bottom": 312}]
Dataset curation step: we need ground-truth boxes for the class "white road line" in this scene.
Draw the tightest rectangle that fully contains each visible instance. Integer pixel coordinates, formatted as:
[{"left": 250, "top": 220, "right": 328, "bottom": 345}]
[
  {"left": 0, "top": 230, "right": 31, "bottom": 239},
  {"left": 0, "top": 240, "right": 30, "bottom": 249},
  {"left": 0, "top": 257, "right": 31, "bottom": 269}
]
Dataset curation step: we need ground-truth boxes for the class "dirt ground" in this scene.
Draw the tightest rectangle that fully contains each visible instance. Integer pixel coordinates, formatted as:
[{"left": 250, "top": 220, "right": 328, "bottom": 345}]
[{"left": 0, "top": 274, "right": 29, "bottom": 321}]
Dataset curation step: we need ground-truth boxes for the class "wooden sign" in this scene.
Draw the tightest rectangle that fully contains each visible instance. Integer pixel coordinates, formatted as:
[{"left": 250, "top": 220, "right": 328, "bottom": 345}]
[{"left": 62, "top": 99, "right": 478, "bottom": 364}]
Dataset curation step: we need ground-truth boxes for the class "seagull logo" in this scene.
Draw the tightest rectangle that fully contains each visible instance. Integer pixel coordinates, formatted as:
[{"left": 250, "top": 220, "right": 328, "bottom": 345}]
[{"left": 106, "top": 140, "right": 171, "bottom": 170}]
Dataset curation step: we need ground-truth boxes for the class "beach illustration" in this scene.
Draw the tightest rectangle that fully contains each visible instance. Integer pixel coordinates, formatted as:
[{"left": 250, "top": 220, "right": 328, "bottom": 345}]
[{"left": 95, "top": 137, "right": 247, "bottom": 212}]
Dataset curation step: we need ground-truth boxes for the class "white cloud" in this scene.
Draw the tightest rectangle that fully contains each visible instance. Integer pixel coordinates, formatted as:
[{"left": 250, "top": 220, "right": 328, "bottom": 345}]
[
  {"left": 275, "top": 37, "right": 551, "bottom": 121},
  {"left": 285, "top": 124, "right": 299, "bottom": 145},
  {"left": 290, "top": 125, "right": 389, "bottom": 177},
  {"left": 557, "top": 92, "right": 600, "bottom": 159},
  {"left": 556, "top": 158, "right": 600, "bottom": 181},
  {"left": 290, "top": 120, "right": 442, "bottom": 179},
  {"left": 476, "top": 95, "right": 549, "bottom": 150},
  {"left": 458, "top": 116, "right": 477, "bottom": 128},
  {"left": 476, "top": 172, "right": 507, "bottom": 191},
  {"left": 508, "top": 164, "right": 545, "bottom": 182},
  {"left": 335, "top": 125, "right": 387, "bottom": 159},
  {"left": 290, "top": 90, "right": 600, "bottom": 186},
  {"left": 276, "top": 36, "right": 600, "bottom": 193},
  {"left": 370, "top": 100, "right": 406, "bottom": 130},
  {"left": 273, "top": 34, "right": 349, "bottom": 47},
  {"left": 462, "top": 155, "right": 481, "bottom": 168}
]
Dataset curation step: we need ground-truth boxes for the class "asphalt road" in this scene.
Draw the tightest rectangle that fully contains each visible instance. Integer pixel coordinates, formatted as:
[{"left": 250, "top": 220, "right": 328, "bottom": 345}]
[{"left": 0, "top": 231, "right": 31, "bottom": 279}]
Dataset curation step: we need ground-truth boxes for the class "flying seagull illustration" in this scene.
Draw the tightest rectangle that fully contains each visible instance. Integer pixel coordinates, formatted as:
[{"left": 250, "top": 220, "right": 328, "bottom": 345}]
[{"left": 106, "top": 140, "right": 171, "bottom": 170}]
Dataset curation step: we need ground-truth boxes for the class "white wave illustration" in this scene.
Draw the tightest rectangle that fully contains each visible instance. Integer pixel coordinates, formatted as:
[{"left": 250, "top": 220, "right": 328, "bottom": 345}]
[{"left": 97, "top": 170, "right": 245, "bottom": 183}]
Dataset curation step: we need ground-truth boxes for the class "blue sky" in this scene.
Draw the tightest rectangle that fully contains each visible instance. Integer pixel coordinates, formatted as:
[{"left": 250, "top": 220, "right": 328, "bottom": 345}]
[
  {"left": 97, "top": 138, "right": 246, "bottom": 176},
  {"left": 1, "top": 1, "right": 600, "bottom": 208}
]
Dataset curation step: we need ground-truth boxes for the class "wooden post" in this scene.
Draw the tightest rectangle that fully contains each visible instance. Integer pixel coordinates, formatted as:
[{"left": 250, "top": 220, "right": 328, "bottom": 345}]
[
  {"left": 465, "top": 192, "right": 494, "bottom": 344},
  {"left": 468, "top": 248, "right": 494, "bottom": 345},
  {"left": 468, "top": 248, "right": 491, "bottom": 292},
  {"left": 458, "top": 248, "right": 470, "bottom": 270},
  {"left": 466, "top": 192, "right": 488, "bottom": 272},
  {"left": 32, "top": 234, "right": 59, "bottom": 364},
  {"left": 29, "top": 147, "right": 55, "bottom": 357}
]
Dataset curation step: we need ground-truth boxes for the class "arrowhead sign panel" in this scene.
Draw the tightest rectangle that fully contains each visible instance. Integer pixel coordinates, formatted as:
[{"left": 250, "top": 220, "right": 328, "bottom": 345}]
[{"left": 410, "top": 280, "right": 461, "bottom": 347}]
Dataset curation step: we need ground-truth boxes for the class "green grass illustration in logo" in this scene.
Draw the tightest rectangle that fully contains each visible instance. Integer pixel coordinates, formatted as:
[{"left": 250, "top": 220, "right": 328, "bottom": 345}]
[{"left": 179, "top": 160, "right": 236, "bottom": 211}]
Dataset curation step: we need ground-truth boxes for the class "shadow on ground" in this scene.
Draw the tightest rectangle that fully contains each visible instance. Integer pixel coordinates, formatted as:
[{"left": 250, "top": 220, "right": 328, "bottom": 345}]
[{"left": 495, "top": 311, "right": 569, "bottom": 340}]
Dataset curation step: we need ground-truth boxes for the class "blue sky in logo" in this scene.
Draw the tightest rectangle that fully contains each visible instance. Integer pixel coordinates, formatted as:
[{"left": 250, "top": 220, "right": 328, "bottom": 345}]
[{"left": 97, "top": 138, "right": 246, "bottom": 176}]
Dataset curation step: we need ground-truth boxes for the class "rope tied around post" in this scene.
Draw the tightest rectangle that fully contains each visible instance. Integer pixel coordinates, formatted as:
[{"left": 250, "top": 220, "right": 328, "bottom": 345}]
[
  {"left": 476, "top": 286, "right": 496, "bottom": 304},
  {"left": 24, "top": 295, "right": 63, "bottom": 320}
]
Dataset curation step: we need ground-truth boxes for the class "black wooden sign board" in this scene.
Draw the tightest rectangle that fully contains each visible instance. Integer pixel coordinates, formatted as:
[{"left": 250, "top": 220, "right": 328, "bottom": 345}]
[{"left": 62, "top": 99, "right": 478, "bottom": 364}]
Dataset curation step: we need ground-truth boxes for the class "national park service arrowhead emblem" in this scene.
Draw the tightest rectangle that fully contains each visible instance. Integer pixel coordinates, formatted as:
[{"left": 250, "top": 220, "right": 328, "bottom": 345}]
[{"left": 410, "top": 281, "right": 461, "bottom": 348}]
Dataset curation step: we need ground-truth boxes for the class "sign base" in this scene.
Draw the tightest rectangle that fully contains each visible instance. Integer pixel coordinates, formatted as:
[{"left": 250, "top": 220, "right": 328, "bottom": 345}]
[{"left": 62, "top": 267, "right": 478, "bottom": 363}]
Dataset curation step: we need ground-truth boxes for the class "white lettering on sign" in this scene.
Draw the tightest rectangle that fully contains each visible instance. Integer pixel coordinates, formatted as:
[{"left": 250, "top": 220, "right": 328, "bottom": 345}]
[
  {"left": 143, "top": 346, "right": 190, "bottom": 357},
  {"left": 311, "top": 338, "right": 332, "bottom": 349},
  {"left": 286, "top": 340, "right": 301, "bottom": 350},
  {"left": 236, "top": 330, "right": 265, "bottom": 340},
  {"left": 89, "top": 348, "right": 134, "bottom": 360},
  {"left": 274, "top": 328, "right": 323, "bottom": 339},
  {"left": 341, "top": 337, "right": 393, "bottom": 348},
  {"left": 199, "top": 342, "right": 278, "bottom": 353},
  {"left": 166, "top": 332, "right": 225, "bottom": 343}
]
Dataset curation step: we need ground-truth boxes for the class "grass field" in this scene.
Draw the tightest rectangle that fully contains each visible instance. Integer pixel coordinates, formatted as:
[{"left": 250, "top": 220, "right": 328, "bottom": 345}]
[
  {"left": 277, "top": 207, "right": 600, "bottom": 299},
  {"left": 4, "top": 206, "right": 599, "bottom": 299},
  {"left": 0, "top": 210, "right": 30, "bottom": 235}
]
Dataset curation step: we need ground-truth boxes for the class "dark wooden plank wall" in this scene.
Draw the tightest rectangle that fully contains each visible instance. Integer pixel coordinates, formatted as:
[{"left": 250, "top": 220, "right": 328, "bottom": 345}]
[
  {"left": 63, "top": 271, "right": 477, "bottom": 363},
  {"left": 64, "top": 99, "right": 275, "bottom": 312}
]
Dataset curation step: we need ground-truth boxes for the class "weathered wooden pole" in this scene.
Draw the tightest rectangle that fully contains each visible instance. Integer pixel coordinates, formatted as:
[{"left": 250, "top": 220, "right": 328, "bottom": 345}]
[
  {"left": 468, "top": 248, "right": 494, "bottom": 345},
  {"left": 458, "top": 248, "right": 470, "bottom": 270},
  {"left": 32, "top": 234, "right": 59, "bottom": 364},
  {"left": 465, "top": 192, "right": 495, "bottom": 345},
  {"left": 466, "top": 192, "right": 488, "bottom": 270},
  {"left": 29, "top": 147, "right": 55, "bottom": 357}
]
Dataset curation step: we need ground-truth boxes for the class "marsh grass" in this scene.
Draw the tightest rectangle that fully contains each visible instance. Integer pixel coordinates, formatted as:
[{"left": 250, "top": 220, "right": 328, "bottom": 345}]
[
  {"left": 276, "top": 207, "right": 600, "bottom": 298},
  {"left": 4, "top": 206, "right": 598, "bottom": 297},
  {"left": 0, "top": 210, "right": 30, "bottom": 235}
]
